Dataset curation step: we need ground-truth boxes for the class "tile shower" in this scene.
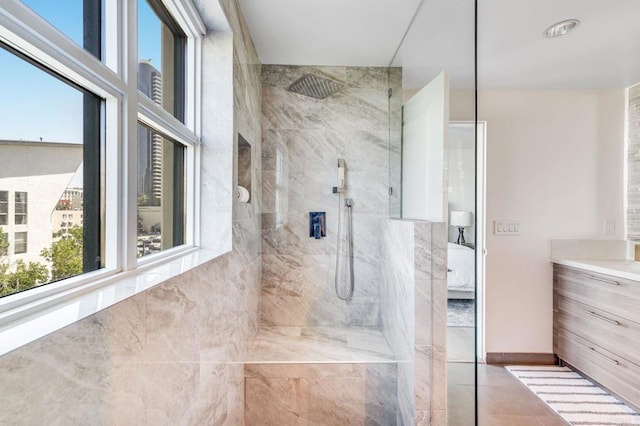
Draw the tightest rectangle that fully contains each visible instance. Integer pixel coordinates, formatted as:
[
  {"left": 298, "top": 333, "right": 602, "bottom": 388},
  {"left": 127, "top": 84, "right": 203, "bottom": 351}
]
[
  {"left": 247, "top": 64, "right": 448, "bottom": 425},
  {"left": 0, "top": 2, "right": 447, "bottom": 425},
  {"left": 247, "top": 64, "right": 398, "bottom": 424},
  {"left": 260, "top": 65, "right": 393, "bottom": 328}
]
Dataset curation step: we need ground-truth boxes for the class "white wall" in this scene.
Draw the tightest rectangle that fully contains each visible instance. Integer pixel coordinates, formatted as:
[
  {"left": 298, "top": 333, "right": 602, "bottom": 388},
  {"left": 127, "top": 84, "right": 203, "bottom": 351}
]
[{"left": 451, "top": 89, "right": 625, "bottom": 354}]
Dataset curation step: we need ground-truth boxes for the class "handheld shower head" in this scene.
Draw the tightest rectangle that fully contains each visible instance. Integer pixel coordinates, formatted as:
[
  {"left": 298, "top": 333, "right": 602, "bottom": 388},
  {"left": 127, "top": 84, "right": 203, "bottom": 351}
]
[{"left": 333, "top": 159, "right": 346, "bottom": 193}]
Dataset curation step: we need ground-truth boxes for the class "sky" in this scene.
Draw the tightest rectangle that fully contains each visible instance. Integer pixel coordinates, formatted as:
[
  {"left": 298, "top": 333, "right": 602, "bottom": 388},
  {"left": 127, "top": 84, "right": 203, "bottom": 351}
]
[{"left": 0, "top": 0, "right": 162, "bottom": 144}]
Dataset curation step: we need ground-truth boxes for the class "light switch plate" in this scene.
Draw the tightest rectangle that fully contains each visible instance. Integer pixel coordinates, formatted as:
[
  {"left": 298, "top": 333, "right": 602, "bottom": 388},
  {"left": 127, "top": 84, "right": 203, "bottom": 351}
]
[
  {"left": 494, "top": 221, "right": 520, "bottom": 235},
  {"left": 604, "top": 219, "right": 616, "bottom": 236}
]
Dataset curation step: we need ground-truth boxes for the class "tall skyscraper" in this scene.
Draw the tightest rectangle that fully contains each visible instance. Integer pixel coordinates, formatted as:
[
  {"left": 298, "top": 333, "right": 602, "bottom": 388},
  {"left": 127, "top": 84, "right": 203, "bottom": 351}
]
[{"left": 137, "top": 61, "right": 163, "bottom": 202}]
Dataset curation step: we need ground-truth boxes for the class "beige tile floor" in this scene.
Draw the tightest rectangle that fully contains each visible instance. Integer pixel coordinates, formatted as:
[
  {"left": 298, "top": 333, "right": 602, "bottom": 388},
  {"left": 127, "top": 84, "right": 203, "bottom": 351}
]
[{"left": 448, "top": 363, "right": 570, "bottom": 425}]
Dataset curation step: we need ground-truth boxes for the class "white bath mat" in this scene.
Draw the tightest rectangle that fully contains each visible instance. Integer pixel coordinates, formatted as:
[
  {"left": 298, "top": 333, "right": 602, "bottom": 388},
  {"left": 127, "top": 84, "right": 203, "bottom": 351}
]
[{"left": 506, "top": 365, "right": 640, "bottom": 425}]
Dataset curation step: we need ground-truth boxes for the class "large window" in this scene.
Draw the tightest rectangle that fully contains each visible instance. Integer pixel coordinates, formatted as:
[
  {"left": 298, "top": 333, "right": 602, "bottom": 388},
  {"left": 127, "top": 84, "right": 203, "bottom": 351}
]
[{"left": 0, "top": 0, "right": 202, "bottom": 301}]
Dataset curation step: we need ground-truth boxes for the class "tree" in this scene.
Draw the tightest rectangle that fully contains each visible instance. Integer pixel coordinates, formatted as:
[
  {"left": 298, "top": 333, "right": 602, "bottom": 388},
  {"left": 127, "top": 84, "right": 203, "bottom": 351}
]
[
  {"left": 0, "top": 229, "right": 7, "bottom": 256},
  {"left": 137, "top": 194, "right": 160, "bottom": 206},
  {"left": 41, "top": 225, "right": 83, "bottom": 281},
  {"left": 0, "top": 260, "right": 48, "bottom": 297},
  {"left": 0, "top": 228, "right": 49, "bottom": 296}
]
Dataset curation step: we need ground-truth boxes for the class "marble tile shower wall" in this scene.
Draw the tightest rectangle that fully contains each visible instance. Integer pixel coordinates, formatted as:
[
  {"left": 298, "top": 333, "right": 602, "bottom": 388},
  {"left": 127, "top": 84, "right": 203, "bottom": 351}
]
[
  {"left": 261, "top": 65, "right": 400, "bottom": 327},
  {"left": 244, "top": 363, "right": 398, "bottom": 425},
  {"left": 0, "top": 0, "right": 262, "bottom": 424},
  {"left": 380, "top": 219, "right": 448, "bottom": 425},
  {"left": 381, "top": 220, "right": 416, "bottom": 423}
]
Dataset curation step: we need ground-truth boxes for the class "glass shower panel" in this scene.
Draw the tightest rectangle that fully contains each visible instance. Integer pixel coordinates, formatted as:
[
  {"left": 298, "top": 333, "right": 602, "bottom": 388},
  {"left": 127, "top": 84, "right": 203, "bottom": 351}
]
[
  {"left": 388, "top": 67, "right": 403, "bottom": 219},
  {"left": 386, "top": 0, "right": 478, "bottom": 423}
]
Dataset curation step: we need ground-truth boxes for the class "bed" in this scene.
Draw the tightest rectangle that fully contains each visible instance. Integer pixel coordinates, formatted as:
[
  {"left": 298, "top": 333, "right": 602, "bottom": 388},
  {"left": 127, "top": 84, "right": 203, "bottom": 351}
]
[{"left": 447, "top": 242, "right": 475, "bottom": 299}]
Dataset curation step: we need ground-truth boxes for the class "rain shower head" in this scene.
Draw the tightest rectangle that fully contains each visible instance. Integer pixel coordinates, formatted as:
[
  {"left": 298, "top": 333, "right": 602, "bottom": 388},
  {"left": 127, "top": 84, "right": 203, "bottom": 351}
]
[{"left": 287, "top": 73, "right": 344, "bottom": 99}]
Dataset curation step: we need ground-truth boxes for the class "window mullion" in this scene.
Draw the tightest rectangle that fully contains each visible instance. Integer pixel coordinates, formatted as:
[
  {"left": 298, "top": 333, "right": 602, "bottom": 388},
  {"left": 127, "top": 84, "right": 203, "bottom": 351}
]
[
  {"left": 123, "top": 0, "right": 140, "bottom": 271},
  {"left": 138, "top": 95, "right": 199, "bottom": 147}
]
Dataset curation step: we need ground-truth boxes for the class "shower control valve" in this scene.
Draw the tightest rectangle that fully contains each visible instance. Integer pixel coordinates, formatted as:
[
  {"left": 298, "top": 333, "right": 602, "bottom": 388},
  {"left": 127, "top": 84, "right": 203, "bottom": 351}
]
[{"left": 309, "top": 212, "right": 326, "bottom": 239}]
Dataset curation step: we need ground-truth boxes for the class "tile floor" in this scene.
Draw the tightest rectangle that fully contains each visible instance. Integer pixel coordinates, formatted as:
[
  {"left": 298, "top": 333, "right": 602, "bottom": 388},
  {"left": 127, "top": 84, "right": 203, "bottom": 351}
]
[
  {"left": 247, "top": 327, "right": 568, "bottom": 424},
  {"left": 447, "top": 326, "right": 475, "bottom": 362},
  {"left": 448, "top": 362, "right": 569, "bottom": 425}
]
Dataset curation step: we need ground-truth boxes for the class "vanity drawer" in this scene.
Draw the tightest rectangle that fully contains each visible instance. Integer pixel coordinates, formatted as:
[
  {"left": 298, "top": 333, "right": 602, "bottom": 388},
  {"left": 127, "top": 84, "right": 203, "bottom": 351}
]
[
  {"left": 556, "top": 328, "right": 640, "bottom": 408},
  {"left": 555, "top": 296, "right": 640, "bottom": 366},
  {"left": 554, "top": 265, "right": 640, "bottom": 324}
]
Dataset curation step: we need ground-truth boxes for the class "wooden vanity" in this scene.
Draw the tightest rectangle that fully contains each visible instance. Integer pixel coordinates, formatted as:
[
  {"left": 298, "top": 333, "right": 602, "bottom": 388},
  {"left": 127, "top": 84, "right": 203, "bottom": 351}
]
[{"left": 553, "top": 263, "right": 640, "bottom": 408}]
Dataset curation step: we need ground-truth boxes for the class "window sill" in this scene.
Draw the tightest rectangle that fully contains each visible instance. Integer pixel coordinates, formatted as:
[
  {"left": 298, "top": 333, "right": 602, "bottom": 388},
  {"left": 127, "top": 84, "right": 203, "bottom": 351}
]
[{"left": 0, "top": 247, "right": 222, "bottom": 357}]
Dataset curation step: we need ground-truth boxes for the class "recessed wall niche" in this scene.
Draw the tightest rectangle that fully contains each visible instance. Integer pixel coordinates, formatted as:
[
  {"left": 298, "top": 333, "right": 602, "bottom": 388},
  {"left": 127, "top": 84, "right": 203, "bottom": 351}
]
[{"left": 237, "top": 133, "right": 252, "bottom": 203}]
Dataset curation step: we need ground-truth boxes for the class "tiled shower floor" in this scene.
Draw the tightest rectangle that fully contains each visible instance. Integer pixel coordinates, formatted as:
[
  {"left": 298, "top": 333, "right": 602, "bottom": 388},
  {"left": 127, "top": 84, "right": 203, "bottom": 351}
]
[{"left": 245, "top": 326, "right": 398, "bottom": 363}]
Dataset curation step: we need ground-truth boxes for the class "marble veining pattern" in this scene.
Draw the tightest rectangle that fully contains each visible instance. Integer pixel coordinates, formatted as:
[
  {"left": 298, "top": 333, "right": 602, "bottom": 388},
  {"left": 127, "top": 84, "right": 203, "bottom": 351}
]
[
  {"left": 379, "top": 219, "right": 448, "bottom": 425},
  {"left": 245, "top": 362, "right": 398, "bottom": 426},
  {"left": 261, "top": 65, "right": 394, "bottom": 328}
]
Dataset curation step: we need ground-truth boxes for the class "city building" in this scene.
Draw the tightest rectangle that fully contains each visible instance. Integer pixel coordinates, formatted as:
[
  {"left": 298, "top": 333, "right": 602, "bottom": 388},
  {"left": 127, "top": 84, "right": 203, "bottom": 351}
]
[
  {"left": 137, "top": 60, "right": 164, "bottom": 202},
  {"left": 57, "top": 188, "right": 83, "bottom": 211},
  {"left": 51, "top": 207, "right": 83, "bottom": 237},
  {"left": 0, "top": 140, "right": 82, "bottom": 267}
]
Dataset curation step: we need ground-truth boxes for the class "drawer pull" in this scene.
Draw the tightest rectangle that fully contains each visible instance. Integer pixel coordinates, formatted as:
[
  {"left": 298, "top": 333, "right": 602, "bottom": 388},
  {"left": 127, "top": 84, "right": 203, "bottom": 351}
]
[
  {"left": 586, "top": 310, "right": 621, "bottom": 326},
  {"left": 580, "top": 274, "right": 620, "bottom": 286},
  {"left": 586, "top": 346, "right": 620, "bottom": 365}
]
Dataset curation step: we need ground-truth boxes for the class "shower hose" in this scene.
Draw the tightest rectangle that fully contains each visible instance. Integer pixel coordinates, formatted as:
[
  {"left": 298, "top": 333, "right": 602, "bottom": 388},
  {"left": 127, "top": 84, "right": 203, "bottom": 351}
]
[{"left": 334, "top": 193, "right": 355, "bottom": 301}]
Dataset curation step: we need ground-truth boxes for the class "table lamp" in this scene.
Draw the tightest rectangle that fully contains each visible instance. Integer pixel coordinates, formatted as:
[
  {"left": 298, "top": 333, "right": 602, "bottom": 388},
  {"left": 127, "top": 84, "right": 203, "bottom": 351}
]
[{"left": 450, "top": 210, "right": 473, "bottom": 245}]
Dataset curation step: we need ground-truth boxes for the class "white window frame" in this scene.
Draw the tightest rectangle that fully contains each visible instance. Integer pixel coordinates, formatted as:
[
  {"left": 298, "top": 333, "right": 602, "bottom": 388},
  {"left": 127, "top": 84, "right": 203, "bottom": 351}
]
[{"left": 0, "top": 0, "right": 207, "bottom": 356}]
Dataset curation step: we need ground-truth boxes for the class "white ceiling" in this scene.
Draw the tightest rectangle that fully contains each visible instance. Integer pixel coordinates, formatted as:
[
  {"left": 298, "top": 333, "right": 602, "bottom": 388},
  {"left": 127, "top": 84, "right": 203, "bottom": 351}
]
[
  {"left": 478, "top": 0, "right": 640, "bottom": 89},
  {"left": 238, "top": 0, "right": 640, "bottom": 90},
  {"left": 237, "top": 0, "right": 420, "bottom": 67}
]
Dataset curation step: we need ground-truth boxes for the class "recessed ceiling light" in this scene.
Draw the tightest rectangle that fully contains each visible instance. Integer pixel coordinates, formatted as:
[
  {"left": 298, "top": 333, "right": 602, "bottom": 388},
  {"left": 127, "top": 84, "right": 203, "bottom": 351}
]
[{"left": 543, "top": 19, "right": 580, "bottom": 38}]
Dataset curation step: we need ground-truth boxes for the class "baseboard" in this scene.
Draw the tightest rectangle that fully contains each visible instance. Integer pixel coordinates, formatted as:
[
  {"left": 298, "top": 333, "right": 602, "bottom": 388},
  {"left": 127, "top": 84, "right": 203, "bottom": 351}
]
[{"left": 486, "top": 352, "right": 556, "bottom": 365}]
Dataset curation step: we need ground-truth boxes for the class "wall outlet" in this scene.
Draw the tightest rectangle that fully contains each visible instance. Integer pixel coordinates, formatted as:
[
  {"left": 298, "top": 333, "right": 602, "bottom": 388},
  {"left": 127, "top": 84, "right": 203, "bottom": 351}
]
[
  {"left": 604, "top": 219, "right": 616, "bottom": 236},
  {"left": 494, "top": 221, "right": 520, "bottom": 235}
]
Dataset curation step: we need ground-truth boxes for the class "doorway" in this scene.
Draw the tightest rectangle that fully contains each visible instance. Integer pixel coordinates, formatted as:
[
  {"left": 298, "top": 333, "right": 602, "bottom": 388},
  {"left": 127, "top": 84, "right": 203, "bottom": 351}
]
[
  {"left": 446, "top": 121, "right": 486, "bottom": 363},
  {"left": 445, "top": 121, "right": 485, "bottom": 425}
]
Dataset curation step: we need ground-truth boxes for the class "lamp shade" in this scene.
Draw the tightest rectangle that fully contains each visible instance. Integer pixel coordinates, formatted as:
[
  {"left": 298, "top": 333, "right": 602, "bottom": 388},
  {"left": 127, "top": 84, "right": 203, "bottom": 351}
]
[{"left": 450, "top": 210, "right": 473, "bottom": 227}]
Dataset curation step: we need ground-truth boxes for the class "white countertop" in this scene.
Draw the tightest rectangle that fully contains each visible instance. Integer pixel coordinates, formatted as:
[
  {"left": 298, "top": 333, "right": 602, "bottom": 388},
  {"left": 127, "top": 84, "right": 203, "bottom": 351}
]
[{"left": 551, "top": 257, "right": 640, "bottom": 282}]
